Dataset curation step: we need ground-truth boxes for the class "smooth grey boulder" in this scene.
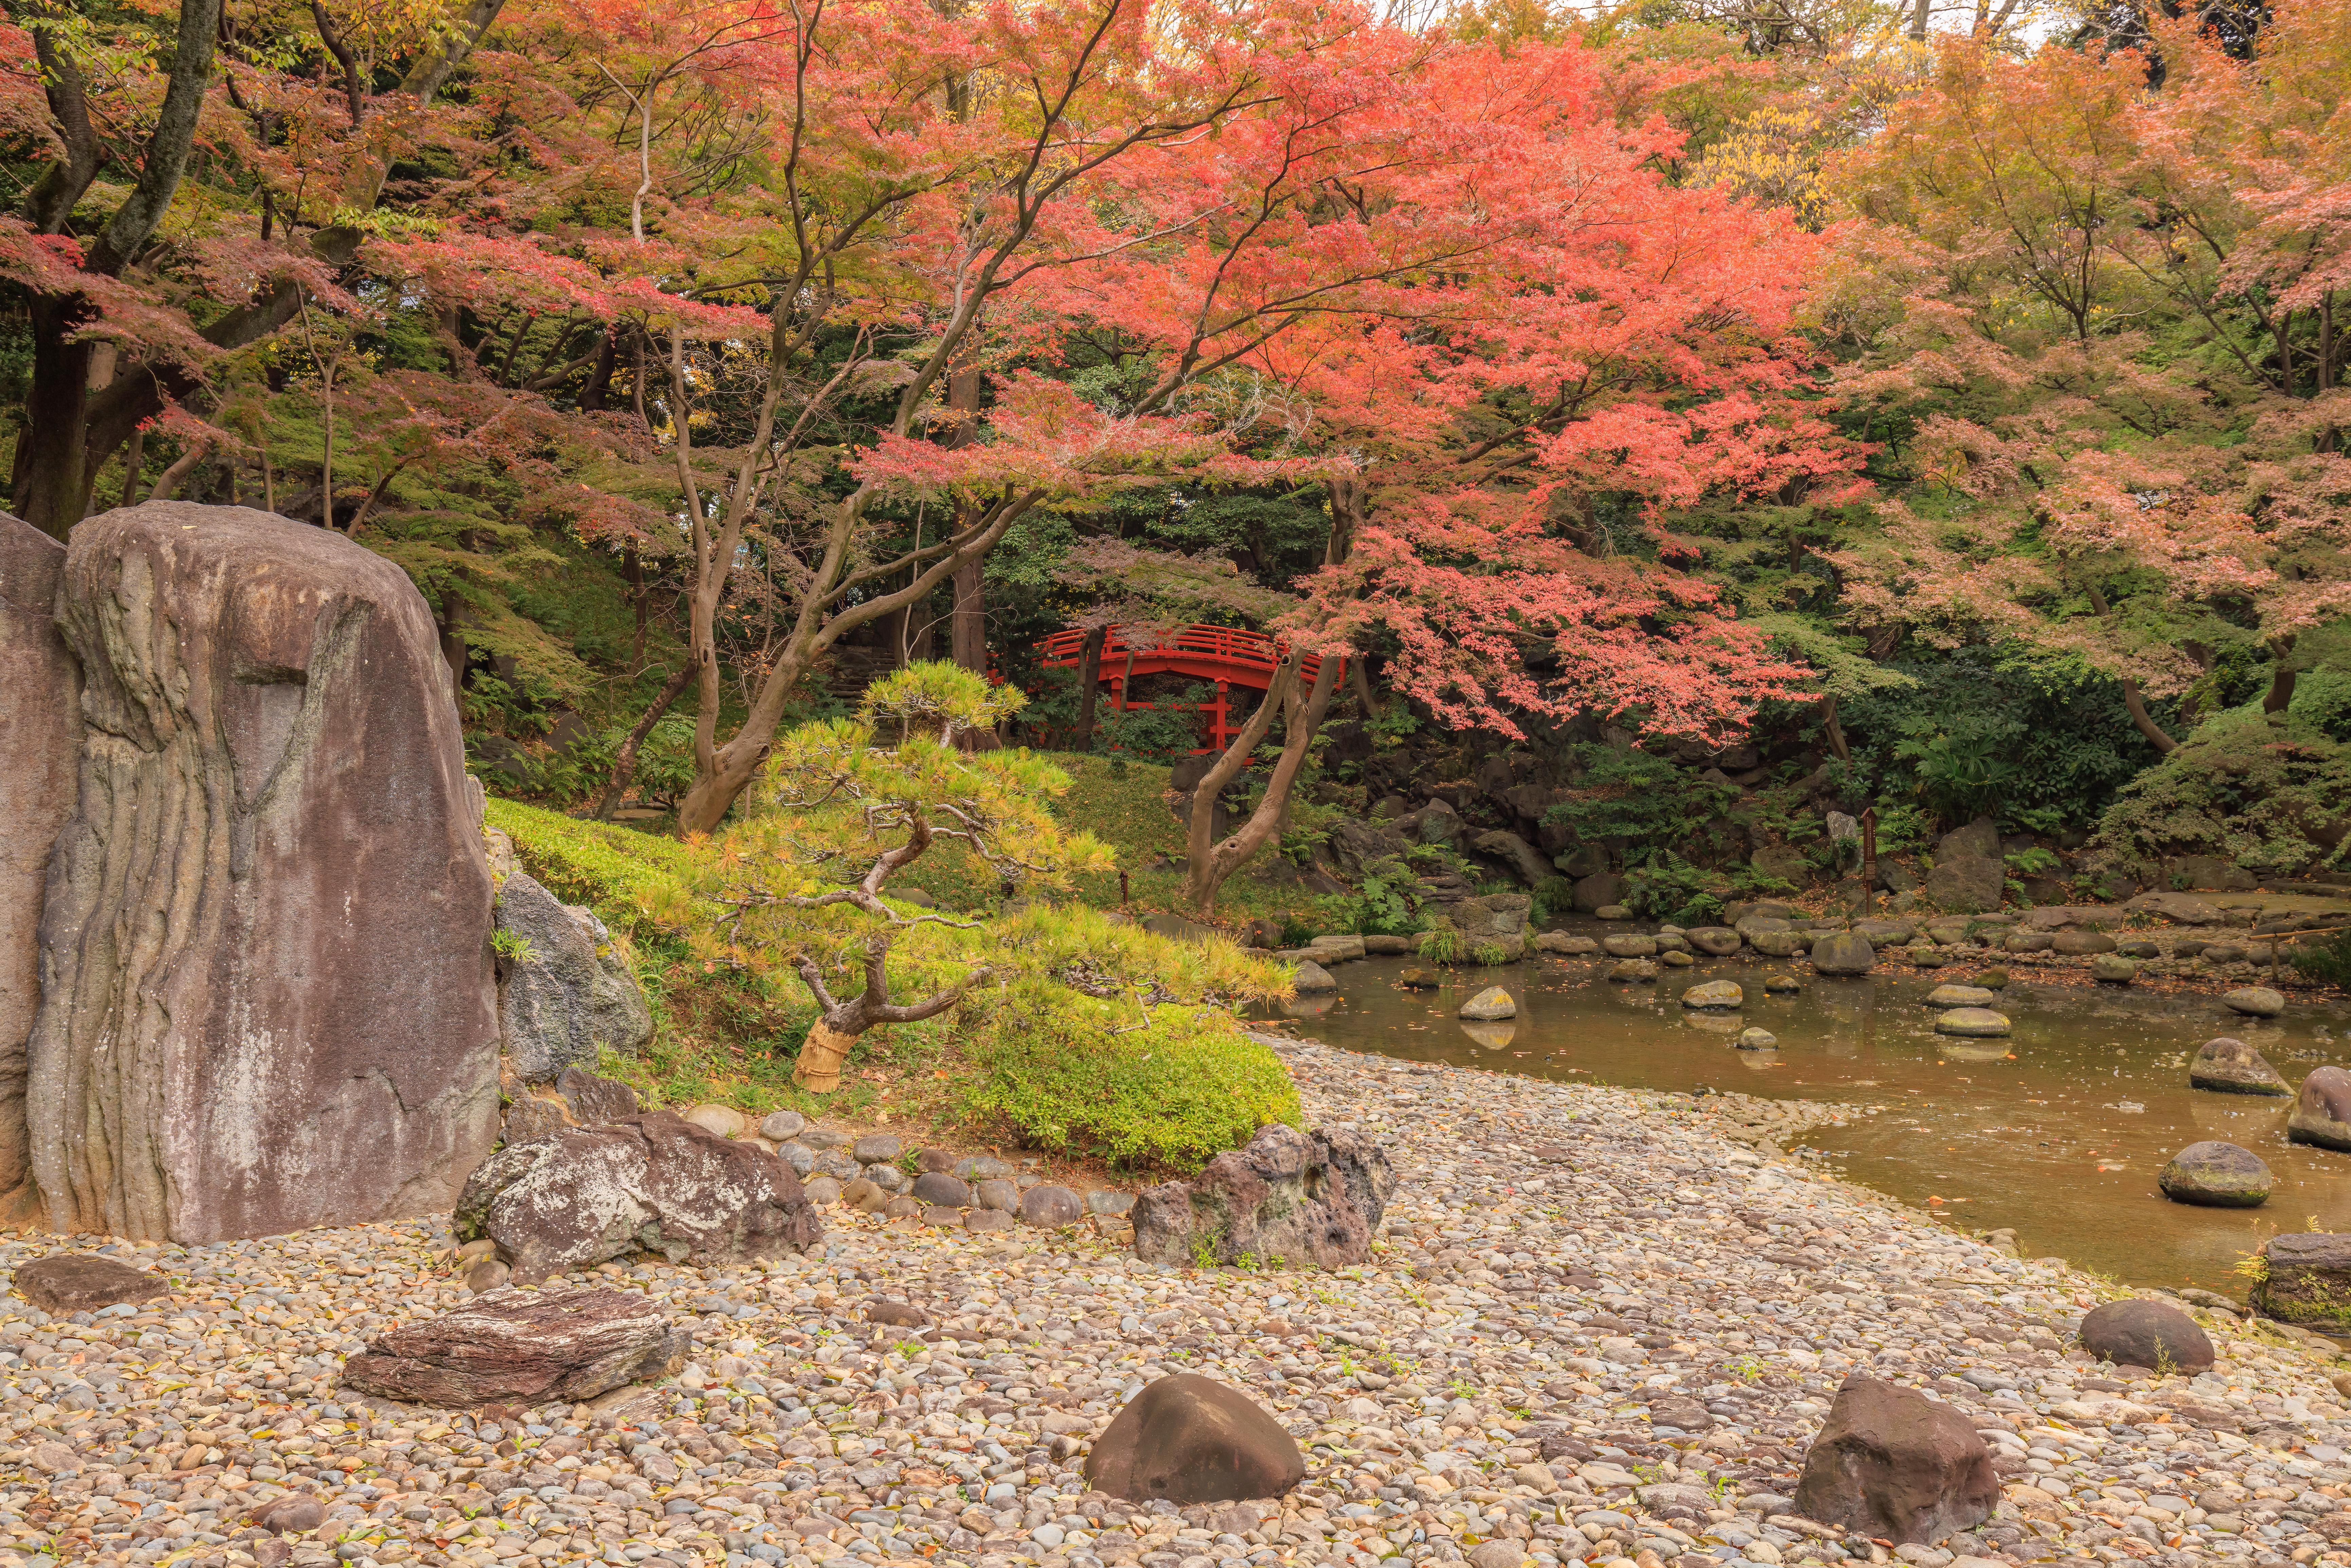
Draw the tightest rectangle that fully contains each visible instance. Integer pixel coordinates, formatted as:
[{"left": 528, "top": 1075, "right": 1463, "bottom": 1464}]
[
  {"left": 26, "top": 503, "right": 497, "bottom": 1242},
  {"left": 455, "top": 1109, "right": 822, "bottom": 1283},
  {"left": 1471, "top": 829, "right": 1554, "bottom": 887},
  {"left": 1133, "top": 1123, "right": 1394, "bottom": 1269},
  {"left": 1810, "top": 931, "right": 1875, "bottom": 976},
  {"left": 1601, "top": 934, "right": 1657, "bottom": 959},
  {"left": 341, "top": 1286, "right": 689, "bottom": 1406},
  {"left": 1084, "top": 1373, "right": 1304, "bottom": 1504},
  {"left": 2078, "top": 1298, "right": 2215, "bottom": 1373},
  {"left": 2288, "top": 1066, "right": 2351, "bottom": 1151},
  {"left": 1933, "top": 1008, "right": 2010, "bottom": 1038},
  {"left": 495, "top": 871, "right": 653, "bottom": 1081},
  {"left": 1685, "top": 927, "right": 1742, "bottom": 956},
  {"left": 2188, "top": 1037, "right": 2290, "bottom": 1096},
  {"left": 1792, "top": 1376, "right": 1998, "bottom": 1545},
  {"left": 2158, "top": 1141, "right": 2271, "bottom": 1208},
  {"left": 1291, "top": 960, "right": 1338, "bottom": 993},
  {"left": 2224, "top": 986, "right": 2287, "bottom": 1018},
  {"left": 0, "top": 512, "right": 77, "bottom": 1214}
]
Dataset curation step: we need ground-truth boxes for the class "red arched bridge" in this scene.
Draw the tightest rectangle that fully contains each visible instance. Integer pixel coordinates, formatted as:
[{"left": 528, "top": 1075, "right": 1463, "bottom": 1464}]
[{"left": 1033, "top": 623, "right": 1344, "bottom": 754}]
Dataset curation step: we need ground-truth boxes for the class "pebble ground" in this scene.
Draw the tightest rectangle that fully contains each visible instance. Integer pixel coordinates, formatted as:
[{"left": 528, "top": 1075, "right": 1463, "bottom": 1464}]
[{"left": 5, "top": 1039, "right": 2350, "bottom": 1568}]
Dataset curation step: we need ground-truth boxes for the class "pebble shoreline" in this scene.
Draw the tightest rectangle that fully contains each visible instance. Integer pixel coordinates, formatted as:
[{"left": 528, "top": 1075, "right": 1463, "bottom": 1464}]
[{"left": 6, "top": 1041, "right": 2351, "bottom": 1568}]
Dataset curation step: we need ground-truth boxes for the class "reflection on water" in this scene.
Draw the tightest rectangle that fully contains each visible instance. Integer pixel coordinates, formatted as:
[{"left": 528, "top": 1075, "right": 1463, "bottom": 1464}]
[{"left": 1276, "top": 955, "right": 2351, "bottom": 1295}]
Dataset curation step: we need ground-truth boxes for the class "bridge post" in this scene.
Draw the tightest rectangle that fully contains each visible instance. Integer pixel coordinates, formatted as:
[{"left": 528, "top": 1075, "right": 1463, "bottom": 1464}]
[{"left": 1211, "top": 680, "right": 1230, "bottom": 752}]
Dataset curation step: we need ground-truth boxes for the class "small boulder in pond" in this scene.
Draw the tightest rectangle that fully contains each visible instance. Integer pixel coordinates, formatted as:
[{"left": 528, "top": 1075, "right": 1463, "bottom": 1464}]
[
  {"left": 1399, "top": 968, "right": 1440, "bottom": 989},
  {"left": 1810, "top": 931, "right": 1875, "bottom": 976},
  {"left": 1933, "top": 1008, "right": 2010, "bottom": 1038},
  {"left": 2251, "top": 1233, "right": 2351, "bottom": 1331},
  {"left": 1907, "top": 944, "right": 1947, "bottom": 968},
  {"left": 341, "top": 1286, "right": 689, "bottom": 1406},
  {"left": 2189, "top": 1037, "right": 2290, "bottom": 1096},
  {"left": 1681, "top": 980, "right": 1742, "bottom": 1010},
  {"left": 1459, "top": 986, "right": 1517, "bottom": 1021},
  {"left": 1291, "top": 960, "right": 1338, "bottom": 994},
  {"left": 2078, "top": 1298, "right": 2215, "bottom": 1373},
  {"left": 1923, "top": 984, "right": 1996, "bottom": 1009},
  {"left": 1686, "top": 927, "right": 1742, "bottom": 956},
  {"left": 2224, "top": 986, "right": 2287, "bottom": 1018},
  {"left": 1762, "top": 974, "right": 1803, "bottom": 994},
  {"left": 1791, "top": 1375, "right": 1998, "bottom": 1546},
  {"left": 2157, "top": 1141, "right": 2271, "bottom": 1208},
  {"left": 1084, "top": 1372, "right": 1305, "bottom": 1504},
  {"left": 12, "top": 1254, "right": 169, "bottom": 1315},
  {"left": 1606, "top": 959, "right": 1658, "bottom": 983},
  {"left": 2289, "top": 1066, "right": 2351, "bottom": 1152},
  {"left": 2089, "top": 954, "right": 2139, "bottom": 984},
  {"left": 1973, "top": 968, "right": 2010, "bottom": 990},
  {"left": 1601, "top": 934, "right": 1658, "bottom": 959},
  {"left": 1737, "top": 1027, "right": 1778, "bottom": 1050}
]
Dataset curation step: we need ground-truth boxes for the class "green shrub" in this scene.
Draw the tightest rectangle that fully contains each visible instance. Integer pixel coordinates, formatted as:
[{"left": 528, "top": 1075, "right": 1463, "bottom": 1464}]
[
  {"left": 1531, "top": 875, "right": 1576, "bottom": 925},
  {"left": 2291, "top": 931, "right": 2351, "bottom": 988},
  {"left": 2093, "top": 712, "right": 2351, "bottom": 878},
  {"left": 963, "top": 974, "right": 1301, "bottom": 1172},
  {"left": 1320, "top": 857, "right": 1423, "bottom": 936},
  {"left": 485, "top": 797, "right": 700, "bottom": 941}
]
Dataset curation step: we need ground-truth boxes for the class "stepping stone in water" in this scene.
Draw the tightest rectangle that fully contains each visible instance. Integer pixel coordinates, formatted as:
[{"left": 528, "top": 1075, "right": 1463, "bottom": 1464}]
[
  {"left": 2225, "top": 985, "right": 2286, "bottom": 1017},
  {"left": 1680, "top": 979, "right": 1742, "bottom": 1010},
  {"left": 1934, "top": 1007, "right": 2010, "bottom": 1038},
  {"left": 1923, "top": 984, "right": 1996, "bottom": 1008},
  {"left": 2289, "top": 1066, "right": 2351, "bottom": 1151},
  {"left": 1459, "top": 986, "right": 1516, "bottom": 1021},
  {"left": 2158, "top": 1140, "right": 2272, "bottom": 1207},
  {"left": 1736, "top": 1027, "right": 1777, "bottom": 1050},
  {"left": 2189, "top": 1036, "right": 2290, "bottom": 1096}
]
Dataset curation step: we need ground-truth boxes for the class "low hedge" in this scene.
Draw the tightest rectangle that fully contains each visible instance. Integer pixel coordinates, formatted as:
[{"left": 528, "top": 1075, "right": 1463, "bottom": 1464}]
[{"left": 484, "top": 797, "right": 697, "bottom": 942}]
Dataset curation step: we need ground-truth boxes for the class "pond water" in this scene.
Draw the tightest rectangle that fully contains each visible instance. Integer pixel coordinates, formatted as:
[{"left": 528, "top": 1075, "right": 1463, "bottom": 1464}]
[{"left": 1276, "top": 954, "right": 2351, "bottom": 1298}]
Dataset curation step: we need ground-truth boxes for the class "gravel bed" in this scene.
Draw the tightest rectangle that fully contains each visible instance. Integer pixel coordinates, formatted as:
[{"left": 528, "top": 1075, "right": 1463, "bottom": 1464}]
[{"left": 4, "top": 1040, "right": 2349, "bottom": 1568}]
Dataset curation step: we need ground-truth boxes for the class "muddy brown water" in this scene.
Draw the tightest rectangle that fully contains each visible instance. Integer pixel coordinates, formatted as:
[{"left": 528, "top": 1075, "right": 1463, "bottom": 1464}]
[{"left": 1275, "top": 954, "right": 2351, "bottom": 1298}]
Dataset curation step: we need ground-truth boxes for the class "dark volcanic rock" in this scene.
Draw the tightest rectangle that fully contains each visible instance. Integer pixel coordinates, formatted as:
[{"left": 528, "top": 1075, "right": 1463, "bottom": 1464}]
[
  {"left": 0, "top": 512, "right": 77, "bottom": 1212},
  {"left": 455, "top": 1109, "right": 821, "bottom": 1283},
  {"left": 2078, "top": 1298, "right": 2216, "bottom": 1373},
  {"left": 555, "top": 1065, "right": 641, "bottom": 1126},
  {"left": 1792, "top": 1376, "right": 1999, "bottom": 1546},
  {"left": 1924, "top": 856, "right": 2004, "bottom": 915},
  {"left": 341, "top": 1286, "right": 688, "bottom": 1406},
  {"left": 2289, "top": 1066, "right": 2351, "bottom": 1151},
  {"left": 495, "top": 871, "right": 653, "bottom": 1081},
  {"left": 1083, "top": 1373, "right": 1306, "bottom": 1504},
  {"left": 2189, "top": 1037, "right": 2290, "bottom": 1096},
  {"left": 2158, "top": 1141, "right": 2272, "bottom": 1208},
  {"left": 11, "top": 1253, "right": 169, "bottom": 1314},
  {"left": 1132, "top": 1124, "right": 1394, "bottom": 1269},
  {"left": 24, "top": 503, "right": 498, "bottom": 1242},
  {"left": 2252, "top": 1233, "right": 2351, "bottom": 1331}
]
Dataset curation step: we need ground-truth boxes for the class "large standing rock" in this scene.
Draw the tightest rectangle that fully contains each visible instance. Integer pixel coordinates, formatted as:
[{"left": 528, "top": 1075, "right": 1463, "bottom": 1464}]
[
  {"left": 1471, "top": 830, "right": 1554, "bottom": 888},
  {"left": 25, "top": 504, "right": 497, "bottom": 1242},
  {"left": 1792, "top": 1376, "right": 1999, "bottom": 1546},
  {"left": 2190, "top": 1037, "right": 2290, "bottom": 1096},
  {"left": 1132, "top": 1124, "right": 1394, "bottom": 1269},
  {"left": 2157, "top": 1142, "right": 2271, "bottom": 1208},
  {"left": 455, "top": 1108, "right": 822, "bottom": 1283},
  {"left": 2288, "top": 1067, "right": 2351, "bottom": 1151},
  {"left": 496, "top": 871, "right": 653, "bottom": 1081},
  {"left": 2252, "top": 1234, "right": 2351, "bottom": 1331},
  {"left": 0, "top": 513, "right": 77, "bottom": 1214},
  {"left": 1924, "top": 855, "right": 2005, "bottom": 914},
  {"left": 340, "top": 1287, "right": 689, "bottom": 1406},
  {"left": 2077, "top": 1299, "right": 2215, "bottom": 1372},
  {"left": 1572, "top": 872, "right": 1624, "bottom": 913},
  {"left": 1083, "top": 1373, "right": 1306, "bottom": 1504},
  {"left": 1810, "top": 932, "right": 1875, "bottom": 976}
]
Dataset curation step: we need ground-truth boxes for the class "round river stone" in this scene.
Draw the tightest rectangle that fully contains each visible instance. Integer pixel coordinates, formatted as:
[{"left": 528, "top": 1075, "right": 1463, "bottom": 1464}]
[
  {"left": 1680, "top": 979, "right": 1742, "bottom": 1010},
  {"left": 1736, "top": 1027, "right": 1777, "bottom": 1050},
  {"left": 2288, "top": 1066, "right": 2351, "bottom": 1152},
  {"left": 1924, "top": 984, "right": 1996, "bottom": 1009},
  {"left": 2158, "top": 1141, "right": 2272, "bottom": 1208},
  {"left": 2224, "top": 986, "right": 2286, "bottom": 1018},
  {"left": 2079, "top": 1298, "right": 2215, "bottom": 1375},
  {"left": 1934, "top": 1007, "right": 2011, "bottom": 1038},
  {"left": 2089, "top": 954, "right": 2139, "bottom": 984}
]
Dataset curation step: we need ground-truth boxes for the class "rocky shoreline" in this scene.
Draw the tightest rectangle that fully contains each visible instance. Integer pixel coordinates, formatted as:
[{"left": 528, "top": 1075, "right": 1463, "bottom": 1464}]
[{"left": 5, "top": 1042, "right": 2350, "bottom": 1568}]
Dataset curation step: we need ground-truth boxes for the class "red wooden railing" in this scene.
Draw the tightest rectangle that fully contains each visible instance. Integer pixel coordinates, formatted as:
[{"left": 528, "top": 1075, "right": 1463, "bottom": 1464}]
[{"left": 1032, "top": 623, "right": 1340, "bottom": 754}]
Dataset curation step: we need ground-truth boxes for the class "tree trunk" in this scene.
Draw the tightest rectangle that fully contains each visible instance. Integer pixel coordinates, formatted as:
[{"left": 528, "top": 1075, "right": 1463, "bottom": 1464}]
[
  {"left": 592, "top": 658, "right": 698, "bottom": 821},
  {"left": 1821, "top": 695, "right": 1851, "bottom": 765},
  {"left": 2264, "top": 636, "right": 2298, "bottom": 715},
  {"left": 1184, "top": 653, "right": 1343, "bottom": 914},
  {"left": 950, "top": 554, "right": 986, "bottom": 673},
  {"left": 1072, "top": 625, "right": 1107, "bottom": 747},
  {"left": 16, "top": 301, "right": 96, "bottom": 538},
  {"left": 793, "top": 1020, "right": 857, "bottom": 1094},
  {"left": 2119, "top": 677, "right": 2178, "bottom": 753}
]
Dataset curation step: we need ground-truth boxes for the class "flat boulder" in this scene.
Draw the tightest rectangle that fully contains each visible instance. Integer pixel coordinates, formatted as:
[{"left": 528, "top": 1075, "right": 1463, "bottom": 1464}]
[
  {"left": 12, "top": 1253, "right": 169, "bottom": 1315},
  {"left": 2078, "top": 1298, "right": 2215, "bottom": 1373},
  {"left": 26, "top": 502, "right": 497, "bottom": 1242},
  {"left": 558, "top": 1066, "right": 642, "bottom": 1125},
  {"left": 1933, "top": 1008, "right": 2010, "bottom": 1038},
  {"left": 2052, "top": 932, "right": 2117, "bottom": 955},
  {"left": 2252, "top": 1233, "right": 2351, "bottom": 1332},
  {"left": 2088, "top": 954, "right": 2138, "bottom": 984},
  {"left": 1291, "top": 960, "right": 1338, "bottom": 994},
  {"left": 1750, "top": 930, "right": 1804, "bottom": 957},
  {"left": 1810, "top": 931, "right": 1875, "bottom": 976},
  {"left": 1533, "top": 933, "right": 1599, "bottom": 956},
  {"left": 1459, "top": 986, "right": 1517, "bottom": 1021},
  {"left": 2224, "top": 986, "right": 2286, "bottom": 1018},
  {"left": 2127, "top": 890, "right": 2228, "bottom": 925},
  {"left": 0, "top": 512, "right": 77, "bottom": 1209},
  {"left": 455, "top": 1109, "right": 822, "bottom": 1283},
  {"left": 1600, "top": 935, "right": 1657, "bottom": 959},
  {"left": 2001, "top": 930, "right": 2054, "bottom": 953},
  {"left": 340, "top": 1286, "right": 689, "bottom": 1407},
  {"left": 2291, "top": 1066, "right": 2351, "bottom": 1150},
  {"left": 1132, "top": 1124, "right": 1394, "bottom": 1270},
  {"left": 1083, "top": 1373, "right": 1305, "bottom": 1504},
  {"left": 495, "top": 871, "right": 654, "bottom": 1081},
  {"left": 1685, "top": 927, "right": 1742, "bottom": 956},
  {"left": 1792, "top": 1376, "right": 1998, "bottom": 1546},
  {"left": 1607, "top": 959, "right": 1658, "bottom": 983},
  {"left": 1923, "top": 985, "right": 1996, "bottom": 1009},
  {"left": 2157, "top": 1142, "right": 2271, "bottom": 1208},
  {"left": 2189, "top": 1037, "right": 2290, "bottom": 1096},
  {"left": 1681, "top": 980, "right": 1742, "bottom": 1010}
]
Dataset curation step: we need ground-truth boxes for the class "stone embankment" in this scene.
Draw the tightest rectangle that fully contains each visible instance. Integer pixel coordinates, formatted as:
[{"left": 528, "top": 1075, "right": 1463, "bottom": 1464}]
[{"left": 5, "top": 1043, "right": 2350, "bottom": 1568}]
